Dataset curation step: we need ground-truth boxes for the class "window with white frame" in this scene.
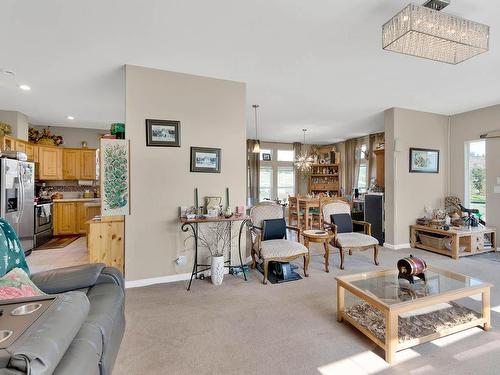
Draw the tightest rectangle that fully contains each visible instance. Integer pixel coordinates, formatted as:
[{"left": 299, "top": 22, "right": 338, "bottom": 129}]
[
  {"left": 465, "top": 140, "right": 486, "bottom": 220},
  {"left": 259, "top": 144, "right": 295, "bottom": 202}
]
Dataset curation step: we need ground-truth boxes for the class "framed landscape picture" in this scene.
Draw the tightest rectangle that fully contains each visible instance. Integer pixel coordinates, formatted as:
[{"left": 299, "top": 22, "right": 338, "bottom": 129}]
[
  {"left": 190, "top": 147, "right": 221, "bottom": 173},
  {"left": 146, "top": 119, "right": 180, "bottom": 147},
  {"left": 409, "top": 148, "right": 439, "bottom": 173}
]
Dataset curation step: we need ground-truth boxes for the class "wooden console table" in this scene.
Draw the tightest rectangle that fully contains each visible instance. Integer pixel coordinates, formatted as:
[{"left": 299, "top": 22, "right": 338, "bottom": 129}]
[{"left": 410, "top": 225, "right": 496, "bottom": 260}]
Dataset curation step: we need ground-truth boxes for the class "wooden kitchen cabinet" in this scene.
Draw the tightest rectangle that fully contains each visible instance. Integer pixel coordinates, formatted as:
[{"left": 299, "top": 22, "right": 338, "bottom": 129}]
[
  {"left": 37, "top": 146, "right": 63, "bottom": 180},
  {"left": 15, "top": 141, "right": 26, "bottom": 154},
  {"left": 24, "top": 143, "right": 35, "bottom": 161},
  {"left": 80, "top": 149, "right": 97, "bottom": 180},
  {"left": 54, "top": 201, "right": 101, "bottom": 235},
  {"left": 63, "top": 149, "right": 81, "bottom": 180},
  {"left": 54, "top": 202, "right": 77, "bottom": 235},
  {"left": 87, "top": 216, "right": 124, "bottom": 273}
]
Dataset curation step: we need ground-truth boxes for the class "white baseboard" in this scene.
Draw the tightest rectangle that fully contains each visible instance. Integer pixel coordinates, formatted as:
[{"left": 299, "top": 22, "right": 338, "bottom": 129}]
[
  {"left": 125, "top": 259, "right": 251, "bottom": 289},
  {"left": 384, "top": 243, "right": 411, "bottom": 250},
  {"left": 125, "top": 273, "right": 192, "bottom": 289}
]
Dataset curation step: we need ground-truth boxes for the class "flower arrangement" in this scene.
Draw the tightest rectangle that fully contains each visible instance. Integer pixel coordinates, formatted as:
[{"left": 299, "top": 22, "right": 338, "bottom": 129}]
[
  {"left": 0, "top": 122, "right": 12, "bottom": 136},
  {"left": 28, "top": 127, "right": 64, "bottom": 146}
]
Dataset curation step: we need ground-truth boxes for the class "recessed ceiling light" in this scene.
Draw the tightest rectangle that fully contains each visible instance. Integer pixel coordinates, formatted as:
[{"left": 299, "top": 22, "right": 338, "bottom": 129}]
[
  {"left": 67, "top": 116, "right": 75, "bottom": 120},
  {"left": 18, "top": 84, "right": 31, "bottom": 91}
]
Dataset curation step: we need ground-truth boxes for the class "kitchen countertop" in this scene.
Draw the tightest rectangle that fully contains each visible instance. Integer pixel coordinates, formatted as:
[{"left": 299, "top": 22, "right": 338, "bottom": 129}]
[{"left": 52, "top": 198, "right": 101, "bottom": 203}]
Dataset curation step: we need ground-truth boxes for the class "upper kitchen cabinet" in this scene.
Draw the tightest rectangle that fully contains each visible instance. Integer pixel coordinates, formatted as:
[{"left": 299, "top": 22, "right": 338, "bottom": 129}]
[
  {"left": 80, "top": 149, "right": 97, "bottom": 180},
  {"left": 63, "top": 149, "right": 81, "bottom": 180},
  {"left": 37, "top": 145, "right": 63, "bottom": 180}
]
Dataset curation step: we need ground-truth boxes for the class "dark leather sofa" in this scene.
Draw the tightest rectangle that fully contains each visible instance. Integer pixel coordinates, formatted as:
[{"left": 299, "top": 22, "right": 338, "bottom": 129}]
[{"left": 0, "top": 263, "right": 125, "bottom": 375}]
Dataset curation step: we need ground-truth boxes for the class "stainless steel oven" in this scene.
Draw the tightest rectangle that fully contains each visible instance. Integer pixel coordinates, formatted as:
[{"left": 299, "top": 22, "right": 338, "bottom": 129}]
[{"left": 34, "top": 202, "right": 53, "bottom": 248}]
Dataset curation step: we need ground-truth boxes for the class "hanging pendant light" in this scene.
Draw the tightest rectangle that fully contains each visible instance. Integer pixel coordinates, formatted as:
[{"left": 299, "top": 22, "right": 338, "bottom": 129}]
[
  {"left": 382, "top": 1, "right": 489, "bottom": 65},
  {"left": 295, "top": 129, "right": 314, "bottom": 172},
  {"left": 252, "top": 104, "right": 261, "bottom": 153}
]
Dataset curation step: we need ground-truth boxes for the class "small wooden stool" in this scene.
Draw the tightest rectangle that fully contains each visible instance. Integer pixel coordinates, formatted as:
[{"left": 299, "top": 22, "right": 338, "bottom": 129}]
[{"left": 302, "top": 229, "right": 331, "bottom": 272}]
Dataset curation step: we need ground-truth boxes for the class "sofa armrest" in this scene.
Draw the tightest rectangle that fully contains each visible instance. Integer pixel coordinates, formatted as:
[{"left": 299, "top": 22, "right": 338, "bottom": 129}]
[
  {"left": 30, "top": 263, "right": 106, "bottom": 294},
  {"left": 97, "top": 266, "right": 125, "bottom": 291}
]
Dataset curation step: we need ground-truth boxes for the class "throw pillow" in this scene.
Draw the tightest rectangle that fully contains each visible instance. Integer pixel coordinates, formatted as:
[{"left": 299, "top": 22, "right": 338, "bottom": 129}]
[
  {"left": 262, "top": 218, "right": 287, "bottom": 241},
  {"left": 330, "top": 213, "right": 353, "bottom": 234},
  {"left": 0, "top": 218, "right": 30, "bottom": 277},
  {"left": 0, "top": 268, "right": 46, "bottom": 300}
]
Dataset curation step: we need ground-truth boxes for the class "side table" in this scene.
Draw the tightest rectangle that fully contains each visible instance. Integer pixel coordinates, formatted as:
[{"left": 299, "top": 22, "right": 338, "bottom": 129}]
[{"left": 302, "top": 229, "right": 331, "bottom": 272}]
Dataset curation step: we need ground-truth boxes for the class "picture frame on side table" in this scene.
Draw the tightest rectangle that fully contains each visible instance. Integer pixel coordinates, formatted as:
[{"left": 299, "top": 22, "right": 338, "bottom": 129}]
[
  {"left": 146, "top": 119, "right": 180, "bottom": 147},
  {"left": 190, "top": 147, "right": 221, "bottom": 173},
  {"left": 409, "top": 148, "right": 439, "bottom": 173}
]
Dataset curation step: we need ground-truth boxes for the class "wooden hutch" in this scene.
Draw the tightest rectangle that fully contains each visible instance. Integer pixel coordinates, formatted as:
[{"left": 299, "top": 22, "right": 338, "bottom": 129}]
[{"left": 308, "top": 148, "right": 342, "bottom": 196}]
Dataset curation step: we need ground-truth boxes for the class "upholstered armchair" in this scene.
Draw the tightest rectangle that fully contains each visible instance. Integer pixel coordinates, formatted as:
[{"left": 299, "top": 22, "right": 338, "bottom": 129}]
[
  {"left": 322, "top": 200, "right": 379, "bottom": 269},
  {"left": 249, "top": 203, "right": 309, "bottom": 284}
]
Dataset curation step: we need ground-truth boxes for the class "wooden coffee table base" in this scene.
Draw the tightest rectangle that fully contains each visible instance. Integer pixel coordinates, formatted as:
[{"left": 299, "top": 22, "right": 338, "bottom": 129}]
[{"left": 336, "top": 268, "right": 492, "bottom": 364}]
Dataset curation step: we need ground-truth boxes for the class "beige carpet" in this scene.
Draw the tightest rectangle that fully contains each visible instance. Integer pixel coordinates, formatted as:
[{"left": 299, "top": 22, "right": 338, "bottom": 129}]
[{"left": 114, "top": 246, "right": 500, "bottom": 375}]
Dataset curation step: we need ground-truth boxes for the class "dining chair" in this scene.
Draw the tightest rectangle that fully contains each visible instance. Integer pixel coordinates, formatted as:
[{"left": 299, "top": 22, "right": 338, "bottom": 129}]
[{"left": 322, "top": 200, "right": 379, "bottom": 269}]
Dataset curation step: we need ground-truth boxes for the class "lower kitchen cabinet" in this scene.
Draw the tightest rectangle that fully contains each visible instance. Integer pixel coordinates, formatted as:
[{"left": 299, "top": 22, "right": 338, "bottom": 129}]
[{"left": 54, "top": 201, "right": 101, "bottom": 236}]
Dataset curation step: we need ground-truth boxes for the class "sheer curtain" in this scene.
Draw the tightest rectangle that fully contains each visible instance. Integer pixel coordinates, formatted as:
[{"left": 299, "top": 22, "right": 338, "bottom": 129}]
[
  {"left": 367, "top": 133, "right": 385, "bottom": 185},
  {"left": 247, "top": 140, "right": 260, "bottom": 205},
  {"left": 293, "top": 142, "right": 302, "bottom": 195},
  {"left": 344, "top": 138, "right": 358, "bottom": 196}
]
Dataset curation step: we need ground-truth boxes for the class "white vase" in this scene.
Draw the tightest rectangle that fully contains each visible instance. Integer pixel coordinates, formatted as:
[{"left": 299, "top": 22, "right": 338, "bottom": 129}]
[{"left": 211, "top": 255, "right": 225, "bottom": 286}]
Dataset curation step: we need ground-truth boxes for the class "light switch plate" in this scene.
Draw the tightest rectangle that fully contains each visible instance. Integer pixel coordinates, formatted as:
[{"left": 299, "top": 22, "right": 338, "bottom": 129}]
[
  {"left": 497, "top": 177, "right": 500, "bottom": 185},
  {"left": 494, "top": 186, "right": 500, "bottom": 194}
]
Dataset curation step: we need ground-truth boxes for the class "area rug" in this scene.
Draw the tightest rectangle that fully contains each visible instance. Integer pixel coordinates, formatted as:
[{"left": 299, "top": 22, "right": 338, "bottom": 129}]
[{"left": 35, "top": 236, "right": 80, "bottom": 250}]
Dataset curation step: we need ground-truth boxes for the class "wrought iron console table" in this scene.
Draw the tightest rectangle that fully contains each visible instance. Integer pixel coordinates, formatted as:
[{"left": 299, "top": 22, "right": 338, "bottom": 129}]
[{"left": 180, "top": 215, "right": 250, "bottom": 290}]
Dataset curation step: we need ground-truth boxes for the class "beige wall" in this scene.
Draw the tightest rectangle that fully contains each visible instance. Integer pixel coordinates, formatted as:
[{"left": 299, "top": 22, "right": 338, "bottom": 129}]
[
  {"left": 33, "top": 125, "right": 105, "bottom": 149},
  {"left": 450, "top": 104, "right": 500, "bottom": 235},
  {"left": 384, "top": 108, "right": 449, "bottom": 246},
  {"left": 125, "top": 65, "right": 246, "bottom": 282},
  {"left": 0, "top": 110, "right": 29, "bottom": 140}
]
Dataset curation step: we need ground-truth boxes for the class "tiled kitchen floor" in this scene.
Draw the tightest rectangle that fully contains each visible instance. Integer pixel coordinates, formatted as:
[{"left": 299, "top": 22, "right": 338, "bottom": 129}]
[{"left": 27, "top": 237, "right": 90, "bottom": 273}]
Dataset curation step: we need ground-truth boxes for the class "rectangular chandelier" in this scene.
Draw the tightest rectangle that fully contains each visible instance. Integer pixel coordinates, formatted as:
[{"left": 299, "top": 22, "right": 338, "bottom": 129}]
[{"left": 382, "top": 3, "right": 489, "bottom": 64}]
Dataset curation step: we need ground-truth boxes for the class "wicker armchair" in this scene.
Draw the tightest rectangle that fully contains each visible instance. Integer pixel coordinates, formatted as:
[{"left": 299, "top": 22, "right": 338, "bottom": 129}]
[
  {"left": 322, "top": 200, "right": 379, "bottom": 269},
  {"left": 250, "top": 203, "right": 309, "bottom": 284}
]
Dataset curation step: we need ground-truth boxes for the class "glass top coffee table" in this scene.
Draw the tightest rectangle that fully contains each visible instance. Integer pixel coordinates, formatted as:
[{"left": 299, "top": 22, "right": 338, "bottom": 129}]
[{"left": 336, "top": 266, "right": 492, "bottom": 363}]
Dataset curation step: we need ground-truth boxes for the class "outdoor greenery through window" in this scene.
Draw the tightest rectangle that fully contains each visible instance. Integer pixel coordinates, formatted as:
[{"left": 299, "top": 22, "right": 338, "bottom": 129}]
[
  {"left": 465, "top": 140, "right": 486, "bottom": 220},
  {"left": 259, "top": 144, "right": 295, "bottom": 202}
]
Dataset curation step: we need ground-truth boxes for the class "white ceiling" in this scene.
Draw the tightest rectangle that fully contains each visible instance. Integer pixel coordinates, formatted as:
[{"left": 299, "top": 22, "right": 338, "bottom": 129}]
[{"left": 1, "top": 0, "right": 499, "bottom": 143}]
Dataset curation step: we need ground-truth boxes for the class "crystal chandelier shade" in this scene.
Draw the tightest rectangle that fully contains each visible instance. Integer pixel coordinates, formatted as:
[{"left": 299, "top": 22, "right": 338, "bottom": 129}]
[
  {"left": 294, "top": 129, "right": 314, "bottom": 172},
  {"left": 382, "top": 4, "right": 489, "bottom": 64}
]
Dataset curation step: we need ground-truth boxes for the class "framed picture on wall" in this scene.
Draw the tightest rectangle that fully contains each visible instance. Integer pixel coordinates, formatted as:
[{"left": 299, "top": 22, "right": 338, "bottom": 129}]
[
  {"left": 409, "top": 148, "right": 439, "bottom": 173},
  {"left": 190, "top": 147, "right": 221, "bottom": 173},
  {"left": 146, "top": 119, "right": 180, "bottom": 147}
]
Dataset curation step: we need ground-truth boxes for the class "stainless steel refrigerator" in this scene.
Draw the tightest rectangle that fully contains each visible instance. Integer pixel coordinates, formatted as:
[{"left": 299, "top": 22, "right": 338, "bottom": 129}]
[{"left": 0, "top": 157, "right": 35, "bottom": 254}]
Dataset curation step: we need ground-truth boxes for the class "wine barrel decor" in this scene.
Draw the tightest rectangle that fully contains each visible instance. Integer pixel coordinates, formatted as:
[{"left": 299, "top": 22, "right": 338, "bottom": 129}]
[{"left": 397, "top": 255, "right": 427, "bottom": 284}]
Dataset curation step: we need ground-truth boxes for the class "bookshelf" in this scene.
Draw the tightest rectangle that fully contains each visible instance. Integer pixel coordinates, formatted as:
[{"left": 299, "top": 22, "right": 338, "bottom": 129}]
[{"left": 308, "top": 163, "right": 341, "bottom": 196}]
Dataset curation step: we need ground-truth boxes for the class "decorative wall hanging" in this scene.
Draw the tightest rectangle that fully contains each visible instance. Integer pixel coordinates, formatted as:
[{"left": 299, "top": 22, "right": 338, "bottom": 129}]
[
  {"left": 190, "top": 147, "right": 221, "bottom": 173},
  {"left": 101, "top": 139, "right": 130, "bottom": 216},
  {"left": 146, "top": 119, "right": 180, "bottom": 147},
  {"left": 409, "top": 148, "right": 439, "bottom": 173}
]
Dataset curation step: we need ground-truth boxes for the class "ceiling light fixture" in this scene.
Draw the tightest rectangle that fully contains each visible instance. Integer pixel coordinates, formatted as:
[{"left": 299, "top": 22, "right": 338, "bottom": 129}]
[
  {"left": 294, "top": 129, "right": 314, "bottom": 172},
  {"left": 67, "top": 116, "right": 75, "bottom": 120},
  {"left": 251, "top": 104, "right": 261, "bottom": 153},
  {"left": 18, "top": 84, "right": 31, "bottom": 91},
  {"left": 382, "top": 0, "right": 489, "bottom": 64}
]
